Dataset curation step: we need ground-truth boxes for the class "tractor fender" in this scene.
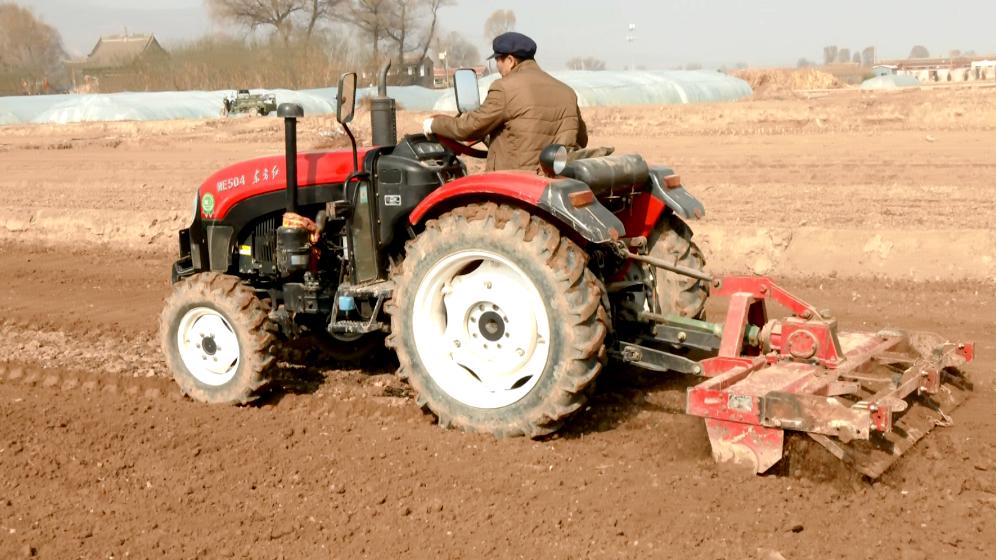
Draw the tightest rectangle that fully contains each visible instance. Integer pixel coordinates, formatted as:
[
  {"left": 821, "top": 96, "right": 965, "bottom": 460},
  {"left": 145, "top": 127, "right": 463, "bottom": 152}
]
[
  {"left": 649, "top": 166, "right": 705, "bottom": 221},
  {"left": 408, "top": 172, "right": 625, "bottom": 244}
]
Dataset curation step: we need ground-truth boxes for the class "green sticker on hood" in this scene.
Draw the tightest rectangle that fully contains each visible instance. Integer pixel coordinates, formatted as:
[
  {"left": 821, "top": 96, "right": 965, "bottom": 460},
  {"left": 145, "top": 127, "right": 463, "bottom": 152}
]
[{"left": 202, "top": 193, "right": 215, "bottom": 215}]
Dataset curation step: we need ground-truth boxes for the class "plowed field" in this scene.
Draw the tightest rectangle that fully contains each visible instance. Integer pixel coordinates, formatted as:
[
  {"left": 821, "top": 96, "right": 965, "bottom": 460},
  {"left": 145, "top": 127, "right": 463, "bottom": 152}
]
[{"left": 1, "top": 87, "right": 993, "bottom": 559}]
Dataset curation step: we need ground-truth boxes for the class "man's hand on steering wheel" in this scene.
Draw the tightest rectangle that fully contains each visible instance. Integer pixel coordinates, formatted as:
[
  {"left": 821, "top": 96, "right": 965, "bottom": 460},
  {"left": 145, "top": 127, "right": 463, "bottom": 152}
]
[
  {"left": 435, "top": 135, "right": 488, "bottom": 159},
  {"left": 424, "top": 116, "right": 488, "bottom": 159}
]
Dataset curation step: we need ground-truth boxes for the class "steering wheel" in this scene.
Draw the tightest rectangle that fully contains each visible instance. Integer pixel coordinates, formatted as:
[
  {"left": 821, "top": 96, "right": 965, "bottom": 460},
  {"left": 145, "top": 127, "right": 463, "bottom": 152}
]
[{"left": 435, "top": 134, "right": 488, "bottom": 159}]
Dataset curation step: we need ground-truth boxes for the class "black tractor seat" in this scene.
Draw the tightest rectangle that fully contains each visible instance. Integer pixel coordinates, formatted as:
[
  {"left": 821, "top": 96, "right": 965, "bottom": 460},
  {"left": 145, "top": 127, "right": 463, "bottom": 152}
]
[{"left": 563, "top": 154, "right": 650, "bottom": 196}]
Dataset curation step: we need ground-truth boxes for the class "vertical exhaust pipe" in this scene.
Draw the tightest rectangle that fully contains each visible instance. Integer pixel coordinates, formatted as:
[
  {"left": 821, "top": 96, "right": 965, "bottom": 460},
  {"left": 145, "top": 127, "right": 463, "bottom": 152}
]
[
  {"left": 370, "top": 62, "right": 397, "bottom": 146},
  {"left": 278, "top": 103, "right": 304, "bottom": 212},
  {"left": 275, "top": 102, "right": 310, "bottom": 276}
]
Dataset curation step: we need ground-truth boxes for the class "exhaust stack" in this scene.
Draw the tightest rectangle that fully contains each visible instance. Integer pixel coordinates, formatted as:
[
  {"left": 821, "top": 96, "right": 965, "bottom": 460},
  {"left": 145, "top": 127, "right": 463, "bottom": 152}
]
[
  {"left": 277, "top": 103, "right": 304, "bottom": 212},
  {"left": 370, "top": 62, "right": 397, "bottom": 146},
  {"left": 275, "top": 102, "right": 311, "bottom": 276}
]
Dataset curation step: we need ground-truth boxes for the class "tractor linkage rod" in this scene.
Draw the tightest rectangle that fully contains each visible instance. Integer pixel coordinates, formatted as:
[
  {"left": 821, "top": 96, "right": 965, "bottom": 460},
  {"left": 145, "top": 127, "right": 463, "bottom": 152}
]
[{"left": 624, "top": 250, "right": 717, "bottom": 286}]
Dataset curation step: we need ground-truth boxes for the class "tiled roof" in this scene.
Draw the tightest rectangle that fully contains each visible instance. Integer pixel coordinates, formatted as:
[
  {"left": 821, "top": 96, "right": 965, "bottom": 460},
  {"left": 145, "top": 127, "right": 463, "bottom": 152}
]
[{"left": 86, "top": 34, "right": 164, "bottom": 67}]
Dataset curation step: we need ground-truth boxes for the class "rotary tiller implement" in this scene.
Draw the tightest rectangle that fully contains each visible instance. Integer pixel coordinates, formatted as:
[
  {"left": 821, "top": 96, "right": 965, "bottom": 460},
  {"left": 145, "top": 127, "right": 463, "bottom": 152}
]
[
  {"left": 633, "top": 274, "right": 974, "bottom": 477},
  {"left": 161, "top": 63, "right": 974, "bottom": 478}
]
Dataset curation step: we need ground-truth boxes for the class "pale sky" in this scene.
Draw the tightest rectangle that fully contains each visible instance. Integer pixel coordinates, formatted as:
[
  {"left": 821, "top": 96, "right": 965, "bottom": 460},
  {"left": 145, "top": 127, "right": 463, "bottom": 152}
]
[{"left": 19, "top": 0, "right": 996, "bottom": 69}]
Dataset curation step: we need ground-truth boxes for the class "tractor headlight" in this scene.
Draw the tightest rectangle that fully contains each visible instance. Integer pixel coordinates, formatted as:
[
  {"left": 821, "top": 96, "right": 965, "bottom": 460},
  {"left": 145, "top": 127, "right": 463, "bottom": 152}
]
[{"left": 539, "top": 144, "right": 568, "bottom": 177}]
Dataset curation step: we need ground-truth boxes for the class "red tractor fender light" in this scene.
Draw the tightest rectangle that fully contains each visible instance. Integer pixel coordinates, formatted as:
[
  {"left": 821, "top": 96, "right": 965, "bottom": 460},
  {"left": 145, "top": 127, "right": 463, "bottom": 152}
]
[
  {"left": 664, "top": 174, "right": 682, "bottom": 189},
  {"left": 569, "top": 189, "right": 596, "bottom": 208}
]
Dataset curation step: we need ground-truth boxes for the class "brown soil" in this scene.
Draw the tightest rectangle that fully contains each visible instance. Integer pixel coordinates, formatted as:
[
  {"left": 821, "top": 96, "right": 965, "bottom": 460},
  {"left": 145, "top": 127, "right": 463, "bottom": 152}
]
[{"left": 1, "top": 86, "right": 994, "bottom": 559}]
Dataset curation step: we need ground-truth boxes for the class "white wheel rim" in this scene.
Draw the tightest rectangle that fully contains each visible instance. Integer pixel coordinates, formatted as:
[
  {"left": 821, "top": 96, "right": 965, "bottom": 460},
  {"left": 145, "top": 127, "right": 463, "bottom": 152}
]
[
  {"left": 412, "top": 250, "right": 551, "bottom": 409},
  {"left": 176, "top": 307, "right": 241, "bottom": 387}
]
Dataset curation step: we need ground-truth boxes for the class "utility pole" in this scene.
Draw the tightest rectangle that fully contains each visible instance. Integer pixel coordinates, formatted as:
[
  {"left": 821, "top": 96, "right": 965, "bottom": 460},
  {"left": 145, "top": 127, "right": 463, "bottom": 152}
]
[
  {"left": 439, "top": 51, "right": 449, "bottom": 87},
  {"left": 626, "top": 23, "right": 636, "bottom": 71}
]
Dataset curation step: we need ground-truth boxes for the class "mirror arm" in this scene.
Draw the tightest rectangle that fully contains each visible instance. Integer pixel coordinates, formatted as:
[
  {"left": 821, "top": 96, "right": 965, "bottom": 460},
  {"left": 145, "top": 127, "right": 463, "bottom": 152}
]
[{"left": 343, "top": 121, "right": 358, "bottom": 174}]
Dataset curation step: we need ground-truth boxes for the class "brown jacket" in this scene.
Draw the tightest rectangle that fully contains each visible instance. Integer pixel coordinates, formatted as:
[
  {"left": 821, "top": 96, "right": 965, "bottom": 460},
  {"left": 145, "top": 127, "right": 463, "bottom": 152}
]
[{"left": 431, "top": 60, "right": 588, "bottom": 171}]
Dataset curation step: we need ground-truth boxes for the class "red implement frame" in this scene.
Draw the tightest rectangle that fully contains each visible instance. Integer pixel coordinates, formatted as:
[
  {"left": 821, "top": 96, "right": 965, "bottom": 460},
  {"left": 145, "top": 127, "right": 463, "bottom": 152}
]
[{"left": 685, "top": 276, "right": 974, "bottom": 477}]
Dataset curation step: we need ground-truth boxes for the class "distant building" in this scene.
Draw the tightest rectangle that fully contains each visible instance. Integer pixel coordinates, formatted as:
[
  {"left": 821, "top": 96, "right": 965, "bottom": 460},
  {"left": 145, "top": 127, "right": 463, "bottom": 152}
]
[
  {"left": 879, "top": 55, "right": 996, "bottom": 83},
  {"left": 359, "top": 55, "right": 434, "bottom": 88},
  {"left": 85, "top": 34, "right": 168, "bottom": 68},
  {"left": 68, "top": 33, "right": 168, "bottom": 92},
  {"left": 395, "top": 55, "right": 435, "bottom": 88}
]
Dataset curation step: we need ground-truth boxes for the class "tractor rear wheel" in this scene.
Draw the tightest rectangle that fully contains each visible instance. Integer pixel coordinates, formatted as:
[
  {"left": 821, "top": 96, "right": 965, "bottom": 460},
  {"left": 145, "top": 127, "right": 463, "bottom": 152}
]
[
  {"left": 648, "top": 213, "right": 708, "bottom": 319},
  {"left": 160, "top": 272, "right": 277, "bottom": 404},
  {"left": 387, "top": 203, "right": 609, "bottom": 437}
]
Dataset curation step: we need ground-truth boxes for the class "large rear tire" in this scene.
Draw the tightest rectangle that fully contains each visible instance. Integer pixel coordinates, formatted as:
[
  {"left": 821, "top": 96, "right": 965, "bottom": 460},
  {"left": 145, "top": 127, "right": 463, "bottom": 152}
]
[
  {"left": 647, "top": 213, "right": 708, "bottom": 319},
  {"left": 160, "top": 272, "right": 277, "bottom": 404},
  {"left": 387, "top": 203, "right": 609, "bottom": 437}
]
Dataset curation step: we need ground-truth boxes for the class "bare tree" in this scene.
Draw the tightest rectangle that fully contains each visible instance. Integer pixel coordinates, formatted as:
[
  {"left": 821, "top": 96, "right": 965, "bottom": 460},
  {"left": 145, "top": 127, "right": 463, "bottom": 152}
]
[
  {"left": 206, "top": 0, "right": 306, "bottom": 45},
  {"left": 797, "top": 58, "right": 814, "bottom": 68},
  {"left": 566, "top": 57, "right": 606, "bottom": 71},
  {"left": 382, "top": 0, "right": 414, "bottom": 68},
  {"left": 303, "top": 0, "right": 346, "bottom": 42},
  {"left": 410, "top": 0, "right": 447, "bottom": 67},
  {"left": 381, "top": 0, "right": 448, "bottom": 72},
  {"left": 909, "top": 45, "right": 930, "bottom": 59},
  {"left": 434, "top": 31, "right": 480, "bottom": 67},
  {"left": 483, "top": 9, "right": 515, "bottom": 41},
  {"left": 0, "top": 4, "right": 64, "bottom": 68},
  {"left": 0, "top": 3, "right": 66, "bottom": 93},
  {"left": 345, "top": 0, "right": 391, "bottom": 65},
  {"left": 851, "top": 51, "right": 861, "bottom": 65}
]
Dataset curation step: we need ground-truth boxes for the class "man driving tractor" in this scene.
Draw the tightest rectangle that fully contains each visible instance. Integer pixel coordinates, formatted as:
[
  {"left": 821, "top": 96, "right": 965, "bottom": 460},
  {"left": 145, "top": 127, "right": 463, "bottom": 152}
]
[{"left": 424, "top": 32, "right": 589, "bottom": 171}]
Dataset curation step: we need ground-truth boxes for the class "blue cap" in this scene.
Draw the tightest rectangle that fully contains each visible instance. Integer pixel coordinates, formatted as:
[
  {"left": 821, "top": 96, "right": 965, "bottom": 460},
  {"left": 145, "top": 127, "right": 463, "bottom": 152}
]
[{"left": 487, "top": 32, "right": 537, "bottom": 60}]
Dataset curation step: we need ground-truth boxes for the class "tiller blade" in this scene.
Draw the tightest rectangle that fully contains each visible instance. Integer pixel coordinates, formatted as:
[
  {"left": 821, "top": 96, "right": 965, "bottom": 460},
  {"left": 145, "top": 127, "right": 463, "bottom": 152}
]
[{"left": 684, "top": 276, "right": 974, "bottom": 478}]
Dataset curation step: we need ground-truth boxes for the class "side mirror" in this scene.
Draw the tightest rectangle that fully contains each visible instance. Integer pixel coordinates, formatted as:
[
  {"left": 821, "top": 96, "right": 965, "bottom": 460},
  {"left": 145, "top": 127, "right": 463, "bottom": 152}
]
[
  {"left": 336, "top": 72, "right": 357, "bottom": 124},
  {"left": 453, "top": 68, "right": 481, "bottom": 114}
]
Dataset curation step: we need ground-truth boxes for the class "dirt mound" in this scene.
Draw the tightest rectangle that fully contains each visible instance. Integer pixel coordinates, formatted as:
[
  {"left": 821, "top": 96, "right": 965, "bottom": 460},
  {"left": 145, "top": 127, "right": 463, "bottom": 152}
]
[{"left": 734, "top": 68, "right": 844, "bottom": 98}]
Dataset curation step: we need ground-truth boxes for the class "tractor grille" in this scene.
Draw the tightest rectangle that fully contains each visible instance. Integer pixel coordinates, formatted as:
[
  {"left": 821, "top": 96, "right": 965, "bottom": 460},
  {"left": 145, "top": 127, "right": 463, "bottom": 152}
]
[{"left": 252, "top": 215, "right": 278, "bottom": 264}]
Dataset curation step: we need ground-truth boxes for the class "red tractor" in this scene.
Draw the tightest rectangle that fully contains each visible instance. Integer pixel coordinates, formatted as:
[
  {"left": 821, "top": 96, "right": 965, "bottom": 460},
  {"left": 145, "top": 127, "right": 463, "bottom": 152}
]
[{"left": 162, "top": 68, "right": 973, "bottom": 477}]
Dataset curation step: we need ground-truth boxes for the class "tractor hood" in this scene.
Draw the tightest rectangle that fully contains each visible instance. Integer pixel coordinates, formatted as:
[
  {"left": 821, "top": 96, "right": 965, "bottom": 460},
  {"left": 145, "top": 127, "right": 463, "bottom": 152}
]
[{"left": 197, "top": 148, "right": 370, "bottom": 221}]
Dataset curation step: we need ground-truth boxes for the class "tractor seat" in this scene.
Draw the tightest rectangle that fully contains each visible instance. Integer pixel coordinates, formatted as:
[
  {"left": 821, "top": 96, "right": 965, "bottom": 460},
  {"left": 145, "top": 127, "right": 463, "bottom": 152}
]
[{"left": 564, "top": 154, "right": 650, "bottom": 195}]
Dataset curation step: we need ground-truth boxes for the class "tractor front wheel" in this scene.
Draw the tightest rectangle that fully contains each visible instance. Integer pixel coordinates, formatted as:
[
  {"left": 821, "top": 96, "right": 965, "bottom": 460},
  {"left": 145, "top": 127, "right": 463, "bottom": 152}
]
[
  {"left": 160, "top": 272, "right": 277, "bottom": 404},
  {"left": 388, "top": 203, "right": 608, "bottom": 437}
]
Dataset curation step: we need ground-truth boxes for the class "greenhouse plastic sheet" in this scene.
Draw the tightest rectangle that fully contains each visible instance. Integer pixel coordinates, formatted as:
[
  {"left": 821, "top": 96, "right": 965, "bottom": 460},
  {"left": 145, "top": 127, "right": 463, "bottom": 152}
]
[
  {"left": 0, "top": 70, "right": 750, "bottom": 125},
  {"left": 434, "top": 70, "right": 752, "bottom": 111}
]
